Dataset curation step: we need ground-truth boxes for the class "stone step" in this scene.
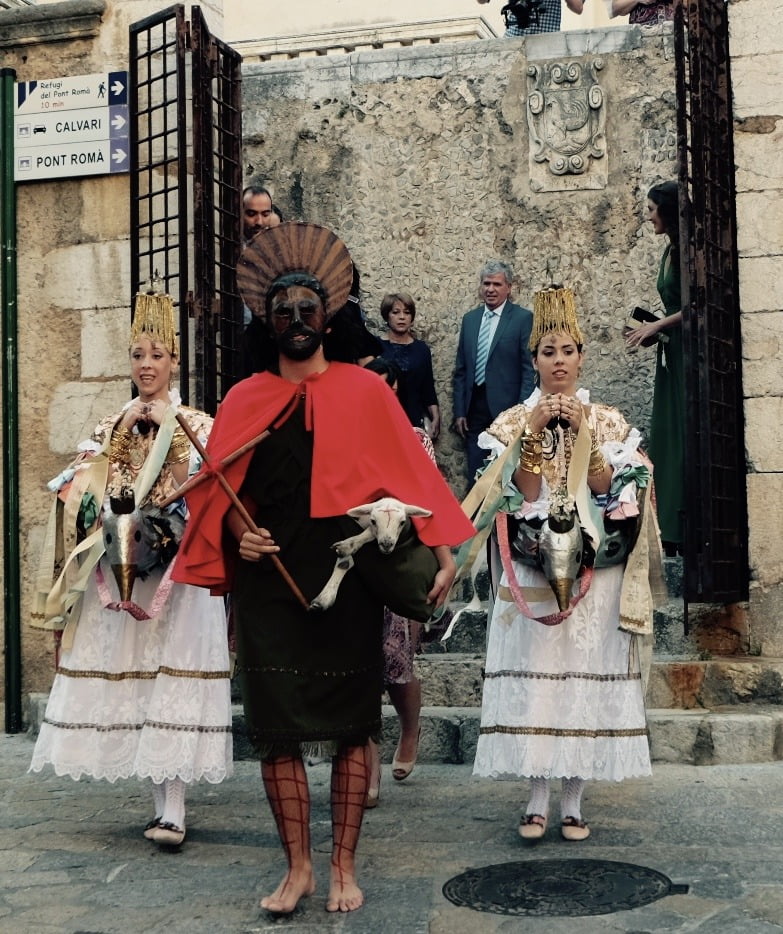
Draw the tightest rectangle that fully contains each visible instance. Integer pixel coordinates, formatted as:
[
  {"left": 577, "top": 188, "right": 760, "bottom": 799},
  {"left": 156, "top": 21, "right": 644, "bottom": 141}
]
[
  {"left": 231, "top": 703, "right": 783, "bottom": 767},
  {"left": 416, "top": 652, "right": 484, "bottom": 707},
  {"left": 646, "top": 656, "right": 783, "bottom": 708},
  {"left": 418, "top": 653, "right": 783, "bottom": 711}
]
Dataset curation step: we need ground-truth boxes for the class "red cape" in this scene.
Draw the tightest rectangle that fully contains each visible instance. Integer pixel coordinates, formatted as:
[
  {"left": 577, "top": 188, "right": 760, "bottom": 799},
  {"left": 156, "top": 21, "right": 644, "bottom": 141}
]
[{"left": 172, "top": 362, "right": 475, "bottom": 592}]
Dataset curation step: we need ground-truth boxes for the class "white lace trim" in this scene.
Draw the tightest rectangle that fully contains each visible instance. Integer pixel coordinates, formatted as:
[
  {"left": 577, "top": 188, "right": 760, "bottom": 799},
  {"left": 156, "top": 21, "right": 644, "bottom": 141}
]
[
  {"left": 473, "top": 563, "right": 651, "bottom": 782},
  {"left": 30, "top": 570, "right": 233, "bottom": 785}
]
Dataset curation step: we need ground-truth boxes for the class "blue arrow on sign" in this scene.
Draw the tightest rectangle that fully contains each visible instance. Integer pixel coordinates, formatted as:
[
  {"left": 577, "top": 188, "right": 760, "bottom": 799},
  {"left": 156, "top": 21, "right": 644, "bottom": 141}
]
[
  {"left": 108, "top": 71, "right": 128, "bottom": 105},
  {"left": 110, "top": 144, "right": 129, "bottom": 172}
]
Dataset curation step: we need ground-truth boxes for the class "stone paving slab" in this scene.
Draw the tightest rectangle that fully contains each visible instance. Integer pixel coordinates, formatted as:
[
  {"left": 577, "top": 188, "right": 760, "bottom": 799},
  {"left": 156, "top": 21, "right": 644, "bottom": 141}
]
[{"left": 4, "top": 733, "right": 783, "bottom": 932}]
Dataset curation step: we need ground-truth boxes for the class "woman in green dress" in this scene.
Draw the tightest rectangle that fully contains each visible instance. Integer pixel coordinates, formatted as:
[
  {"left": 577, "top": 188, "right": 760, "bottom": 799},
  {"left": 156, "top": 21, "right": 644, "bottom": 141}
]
[{"left": 625, "top": 181, "right": 684, "bottom": 555}]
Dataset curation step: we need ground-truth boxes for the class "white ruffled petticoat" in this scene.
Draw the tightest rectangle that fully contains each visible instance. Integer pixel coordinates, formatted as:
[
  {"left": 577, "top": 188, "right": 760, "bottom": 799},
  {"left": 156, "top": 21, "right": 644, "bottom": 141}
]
[
  {"left": 473, "top": 562, "right": 652, "bottom": 783},
  {"left": 30, "top": 560, "right": 233, "bottom": 785}
]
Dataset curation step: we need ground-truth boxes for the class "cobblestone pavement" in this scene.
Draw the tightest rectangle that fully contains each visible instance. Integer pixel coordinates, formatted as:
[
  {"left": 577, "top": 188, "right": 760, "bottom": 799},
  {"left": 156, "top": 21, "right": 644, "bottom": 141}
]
[{"left": 3, "top": 733, "right": 783, "bottom": 933}]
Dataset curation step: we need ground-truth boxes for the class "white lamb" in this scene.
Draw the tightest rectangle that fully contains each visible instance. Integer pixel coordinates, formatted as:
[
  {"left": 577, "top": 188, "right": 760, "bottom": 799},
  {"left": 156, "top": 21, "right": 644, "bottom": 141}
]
[{"left": 309, "top": 497, "right": 432, "bottom": 612}]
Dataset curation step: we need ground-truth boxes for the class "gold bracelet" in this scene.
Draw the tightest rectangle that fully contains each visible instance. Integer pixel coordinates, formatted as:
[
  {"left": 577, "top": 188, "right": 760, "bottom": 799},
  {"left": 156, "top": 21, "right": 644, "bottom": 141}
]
[
  {"left": 522, "top": 427, "right": 545, "bottom": 441},
  {"left": 588, "top": 445, "right": 607, "bottom": 476},
  {"left": 166, "top": 428, "right": 191, "bottom": 464},
  {"left": 519, "top": 450, "right": 543, "bottom": 474}
]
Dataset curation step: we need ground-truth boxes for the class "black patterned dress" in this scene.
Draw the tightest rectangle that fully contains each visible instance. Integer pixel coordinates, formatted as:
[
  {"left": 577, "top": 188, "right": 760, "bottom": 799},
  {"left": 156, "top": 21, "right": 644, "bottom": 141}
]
[{"left": 232, "top": 401, "right": 384, "bottom": 758}]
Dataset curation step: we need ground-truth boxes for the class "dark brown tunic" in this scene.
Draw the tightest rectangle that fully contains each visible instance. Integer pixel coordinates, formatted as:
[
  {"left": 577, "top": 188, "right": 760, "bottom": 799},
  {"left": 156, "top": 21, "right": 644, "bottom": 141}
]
[{"left": 232, "top": 401, "right": 384, "bottom": 757}]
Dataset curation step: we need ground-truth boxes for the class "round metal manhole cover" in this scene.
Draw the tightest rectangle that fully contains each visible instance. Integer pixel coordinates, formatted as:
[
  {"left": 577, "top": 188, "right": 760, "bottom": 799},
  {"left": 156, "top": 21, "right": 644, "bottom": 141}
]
[{"left": 442, "top": 859, "right": 688, "bottom": 917}]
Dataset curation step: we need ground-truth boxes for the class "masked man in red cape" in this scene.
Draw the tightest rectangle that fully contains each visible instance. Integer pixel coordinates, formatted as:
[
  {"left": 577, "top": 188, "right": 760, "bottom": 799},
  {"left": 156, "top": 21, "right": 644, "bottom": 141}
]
[{"left": 173, "top": 223, "right": 474, "bottom": 916}]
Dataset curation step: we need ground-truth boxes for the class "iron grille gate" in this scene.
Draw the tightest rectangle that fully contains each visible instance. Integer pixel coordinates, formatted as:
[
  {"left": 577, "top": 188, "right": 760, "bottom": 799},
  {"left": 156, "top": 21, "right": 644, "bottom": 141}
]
[
  {"left": 129, "top": 3, "right": 243, "bottom": 413},
  {"left": 674, "top": 0, "right": 748, "bottom": 603}
]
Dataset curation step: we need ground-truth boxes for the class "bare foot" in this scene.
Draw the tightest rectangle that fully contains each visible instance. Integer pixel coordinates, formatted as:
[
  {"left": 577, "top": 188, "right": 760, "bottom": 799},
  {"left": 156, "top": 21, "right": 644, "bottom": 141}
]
[
  {"left": 260, "top": 867, "right": 315, "bottom": 914},
  {"left": 326, "top": 866, "right": 364, "bottom": 913}
]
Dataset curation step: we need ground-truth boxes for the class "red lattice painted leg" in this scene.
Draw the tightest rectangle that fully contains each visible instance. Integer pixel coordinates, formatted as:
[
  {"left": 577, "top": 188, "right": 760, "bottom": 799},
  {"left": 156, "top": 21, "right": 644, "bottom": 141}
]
[
  {"left": 327, "top": 744, "right": 368, "bottom": 913},
  {"left": 260, "top": 755, "right": 315, "bottom": 913}
]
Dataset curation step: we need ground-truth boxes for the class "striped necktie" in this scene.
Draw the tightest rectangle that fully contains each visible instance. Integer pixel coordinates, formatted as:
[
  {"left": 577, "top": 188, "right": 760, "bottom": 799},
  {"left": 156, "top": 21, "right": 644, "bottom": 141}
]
[{"left": 474, "top": 310, "right": 494, "bottom": 386}]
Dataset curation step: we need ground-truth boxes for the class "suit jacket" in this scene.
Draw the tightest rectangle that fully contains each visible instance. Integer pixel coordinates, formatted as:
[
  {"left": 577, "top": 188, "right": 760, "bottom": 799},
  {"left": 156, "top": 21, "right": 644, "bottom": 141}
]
[{"left": 453, "top": 301, "right": 535, "bottom": 421}]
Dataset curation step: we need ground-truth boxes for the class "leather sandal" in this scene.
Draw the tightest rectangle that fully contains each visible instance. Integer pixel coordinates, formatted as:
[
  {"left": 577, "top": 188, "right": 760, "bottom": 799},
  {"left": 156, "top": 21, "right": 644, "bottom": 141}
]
[
  {"left": 519, "top": 814, "right": 547, "bottom": 841},
  {"left": 561, "top": 816, "right": 590, "bottom": 841},
  {"left": 153, "top": 821, "right": 186, "bottom": 846}
]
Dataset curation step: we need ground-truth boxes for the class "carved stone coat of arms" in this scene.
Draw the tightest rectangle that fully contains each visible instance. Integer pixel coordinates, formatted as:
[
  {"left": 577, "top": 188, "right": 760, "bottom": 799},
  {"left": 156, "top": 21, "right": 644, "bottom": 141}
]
[{"left": 527, "top": 59, "right": 607, "bottom": 191}]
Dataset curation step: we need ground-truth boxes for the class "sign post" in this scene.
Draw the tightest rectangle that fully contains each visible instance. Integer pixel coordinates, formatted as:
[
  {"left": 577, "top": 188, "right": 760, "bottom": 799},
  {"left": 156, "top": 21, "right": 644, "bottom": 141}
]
[{"left": 14, "top": 71, "right": 129, "bottom": 181}]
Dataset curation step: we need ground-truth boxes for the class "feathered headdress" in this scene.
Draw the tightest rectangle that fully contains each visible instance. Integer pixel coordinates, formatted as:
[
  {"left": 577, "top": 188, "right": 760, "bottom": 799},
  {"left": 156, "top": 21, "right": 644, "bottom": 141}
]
[
  {"left": 529, "top": 284, "right": 584, "bottom": 351},
  {"left": 237, "top": 222, "right": 353, "bottom": 320}
]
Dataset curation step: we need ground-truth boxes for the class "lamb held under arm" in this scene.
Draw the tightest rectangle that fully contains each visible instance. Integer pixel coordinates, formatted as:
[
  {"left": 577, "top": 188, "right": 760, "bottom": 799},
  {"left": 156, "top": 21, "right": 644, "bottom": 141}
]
[{"left": 309, "top": 497, "right": 432, "bottom": 612}]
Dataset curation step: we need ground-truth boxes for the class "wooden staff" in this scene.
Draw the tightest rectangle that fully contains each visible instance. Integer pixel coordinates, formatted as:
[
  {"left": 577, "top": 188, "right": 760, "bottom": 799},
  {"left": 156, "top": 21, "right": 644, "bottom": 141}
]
[{"left": 165, "top": 413, "right": 309, "bottom": 610}]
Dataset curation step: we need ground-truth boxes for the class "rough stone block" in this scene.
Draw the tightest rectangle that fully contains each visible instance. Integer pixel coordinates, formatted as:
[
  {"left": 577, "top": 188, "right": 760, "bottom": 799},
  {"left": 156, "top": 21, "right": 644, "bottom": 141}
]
[
  {"left": 729, "top": 0, "right": 783, "bottom": 58},
  {"left": 647, "top": 709, "right": 702, "bottom": 764},
  {"left": 40, "top": 241, "right": 131, "bottom": 312},
  {"left": 416, "top": 654, "right": 484, "bottom": 707},
  {"left": 734, "top": 117, "right": 783, "bottom": 193},
  {"left": 80, "top": 306, "right": 130, "bottom": 379},
  {"left": 647, "top": 662, "right": 706, "bottom": 709},
  {"left": 747, "top": 475, "right": 783, "bottom": 590},
  {"left": 419, "top": 708, "right": 463, "bottom": 763},
  {"left": 731, "top": 52, "right": 783, "bottom": 118},
  {"left": 653, "top": 602, "right": 688, "bottom": 656},
  {"left": 742, "top": 311, "right": 783, "bottom": 396},
  {"left": 736, "top": 189, "right": 783, "bottom": 258},
  {"left": 49, "top": 381, "right": 128, "bottom": 455},
  {"left": 662, "top": 556, "right": 683, "bottom": 598},
  {"left": 440, "top": 608, "right": 487, "bottom": 654},
  {"left": 24, "top": 692, "right": 48, "bottom": 735},
  {"left": 739, "top": 257, "right": 783, "bottom": 313},
  {"left": 745, "top": 397, "right": 783, "bottom": 472},
  {"left": 748, "top": 579, "right": 783, "bottom": 656},
  {"left": 458, "top": 708, "right": 481, "bottom": 764},
  {"left": 709, "top": 712, "right": 776, "bottom": 764}
]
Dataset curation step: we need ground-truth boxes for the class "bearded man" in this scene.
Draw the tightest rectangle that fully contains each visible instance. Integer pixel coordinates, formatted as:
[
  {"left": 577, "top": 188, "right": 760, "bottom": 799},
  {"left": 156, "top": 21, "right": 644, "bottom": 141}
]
[{"left": 173, "top": 224, "right": 474, "bottom": 915}]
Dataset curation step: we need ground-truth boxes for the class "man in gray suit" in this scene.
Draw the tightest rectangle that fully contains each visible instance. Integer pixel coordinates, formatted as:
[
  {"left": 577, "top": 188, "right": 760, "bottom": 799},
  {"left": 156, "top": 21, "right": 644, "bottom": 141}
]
[{"left": 453, "top": 261, "right": 535, "bottom": 486}]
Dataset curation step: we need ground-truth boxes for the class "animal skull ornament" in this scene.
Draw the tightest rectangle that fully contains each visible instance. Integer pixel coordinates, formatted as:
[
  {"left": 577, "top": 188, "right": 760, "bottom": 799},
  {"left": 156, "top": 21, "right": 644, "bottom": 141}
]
[
  {"left": 101, "top": 492, "right": 184, "bottom": 603},
  {"left": 537, "top": 489, "right": 585, "bottom": 612}
]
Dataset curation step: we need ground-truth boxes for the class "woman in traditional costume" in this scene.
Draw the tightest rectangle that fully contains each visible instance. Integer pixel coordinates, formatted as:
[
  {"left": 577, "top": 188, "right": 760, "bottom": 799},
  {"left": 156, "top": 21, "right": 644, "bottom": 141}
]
[
  {"left": 624, "top": 180, "right": 684, "bottom": 555},
  {"left": 472, "top": 286, "right": 655, "bottom": 841},
  {"left": 30, "top": 289, "right": 232, "bottom": 847}
]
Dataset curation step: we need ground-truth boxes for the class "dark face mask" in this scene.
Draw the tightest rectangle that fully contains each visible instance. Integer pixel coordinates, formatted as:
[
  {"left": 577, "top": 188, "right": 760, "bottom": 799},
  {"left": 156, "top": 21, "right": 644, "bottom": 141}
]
[{"left": 268, "top": 286, "right": 327, "bottom": 361}]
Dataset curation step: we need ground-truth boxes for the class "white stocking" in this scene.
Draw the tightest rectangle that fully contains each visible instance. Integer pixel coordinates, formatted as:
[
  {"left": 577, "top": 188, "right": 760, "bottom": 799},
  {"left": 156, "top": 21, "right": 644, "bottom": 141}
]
[
  {"left": 526, "top": 777, "right": 550, "bottom": 818},
  {"left": 151, "top": 780, "right": 166, "bottom": 820},
  {"left": 161, "top": 777, "right": 187, "bottom": 830},
  {"left": 560, "top": 777, "right": 585, "bottom": 820}
]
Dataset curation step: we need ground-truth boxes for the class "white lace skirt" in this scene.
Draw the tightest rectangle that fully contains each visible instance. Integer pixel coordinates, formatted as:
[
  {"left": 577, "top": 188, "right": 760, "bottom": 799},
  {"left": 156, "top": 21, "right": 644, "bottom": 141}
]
[
  {"left": 30, "top": 560, "right": 233, "bottom": 785},
  {"left": 473, "top": 562, "right": 651, "bottom": 782}
]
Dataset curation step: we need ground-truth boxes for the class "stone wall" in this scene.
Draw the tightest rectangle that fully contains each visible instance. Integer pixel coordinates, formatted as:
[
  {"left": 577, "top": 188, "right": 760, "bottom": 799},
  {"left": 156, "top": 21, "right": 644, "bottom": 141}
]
[
  {"left": 0, "top": 0, "right": 224, "bottom": 704},
  {"left": 241, "top": 26, "right": 677, "bottom": 491},
  {"left": 730, "top": 0, "right": 783, "bottom": 654}
]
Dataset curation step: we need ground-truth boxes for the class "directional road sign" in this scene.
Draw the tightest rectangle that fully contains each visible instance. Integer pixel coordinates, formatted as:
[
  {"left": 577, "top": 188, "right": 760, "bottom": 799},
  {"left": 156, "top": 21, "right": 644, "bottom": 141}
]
[{"left": 14, "top": 71, "right": 130, "bottom": 181}]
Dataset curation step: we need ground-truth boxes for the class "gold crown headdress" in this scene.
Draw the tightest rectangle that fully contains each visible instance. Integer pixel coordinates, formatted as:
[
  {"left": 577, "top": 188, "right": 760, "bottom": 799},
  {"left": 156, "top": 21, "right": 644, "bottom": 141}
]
[
  {"left": 130, "top": 279, "right": 179, "bottom": 357},
  {"left": 528, "top": 284, "right": 584, "bottom": 351},
  {"left": 237, "top": 222, "right": 353, "bottom": 320}
]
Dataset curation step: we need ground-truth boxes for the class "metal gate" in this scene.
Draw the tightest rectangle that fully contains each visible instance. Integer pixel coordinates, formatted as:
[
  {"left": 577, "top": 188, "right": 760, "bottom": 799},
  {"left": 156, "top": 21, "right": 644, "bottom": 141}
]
[
  {"left": 129, "top": 3, "right": 243, "bottom": 412},
  {"left": 674, "top": 0, "right": 749, "bottom": 603}
]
